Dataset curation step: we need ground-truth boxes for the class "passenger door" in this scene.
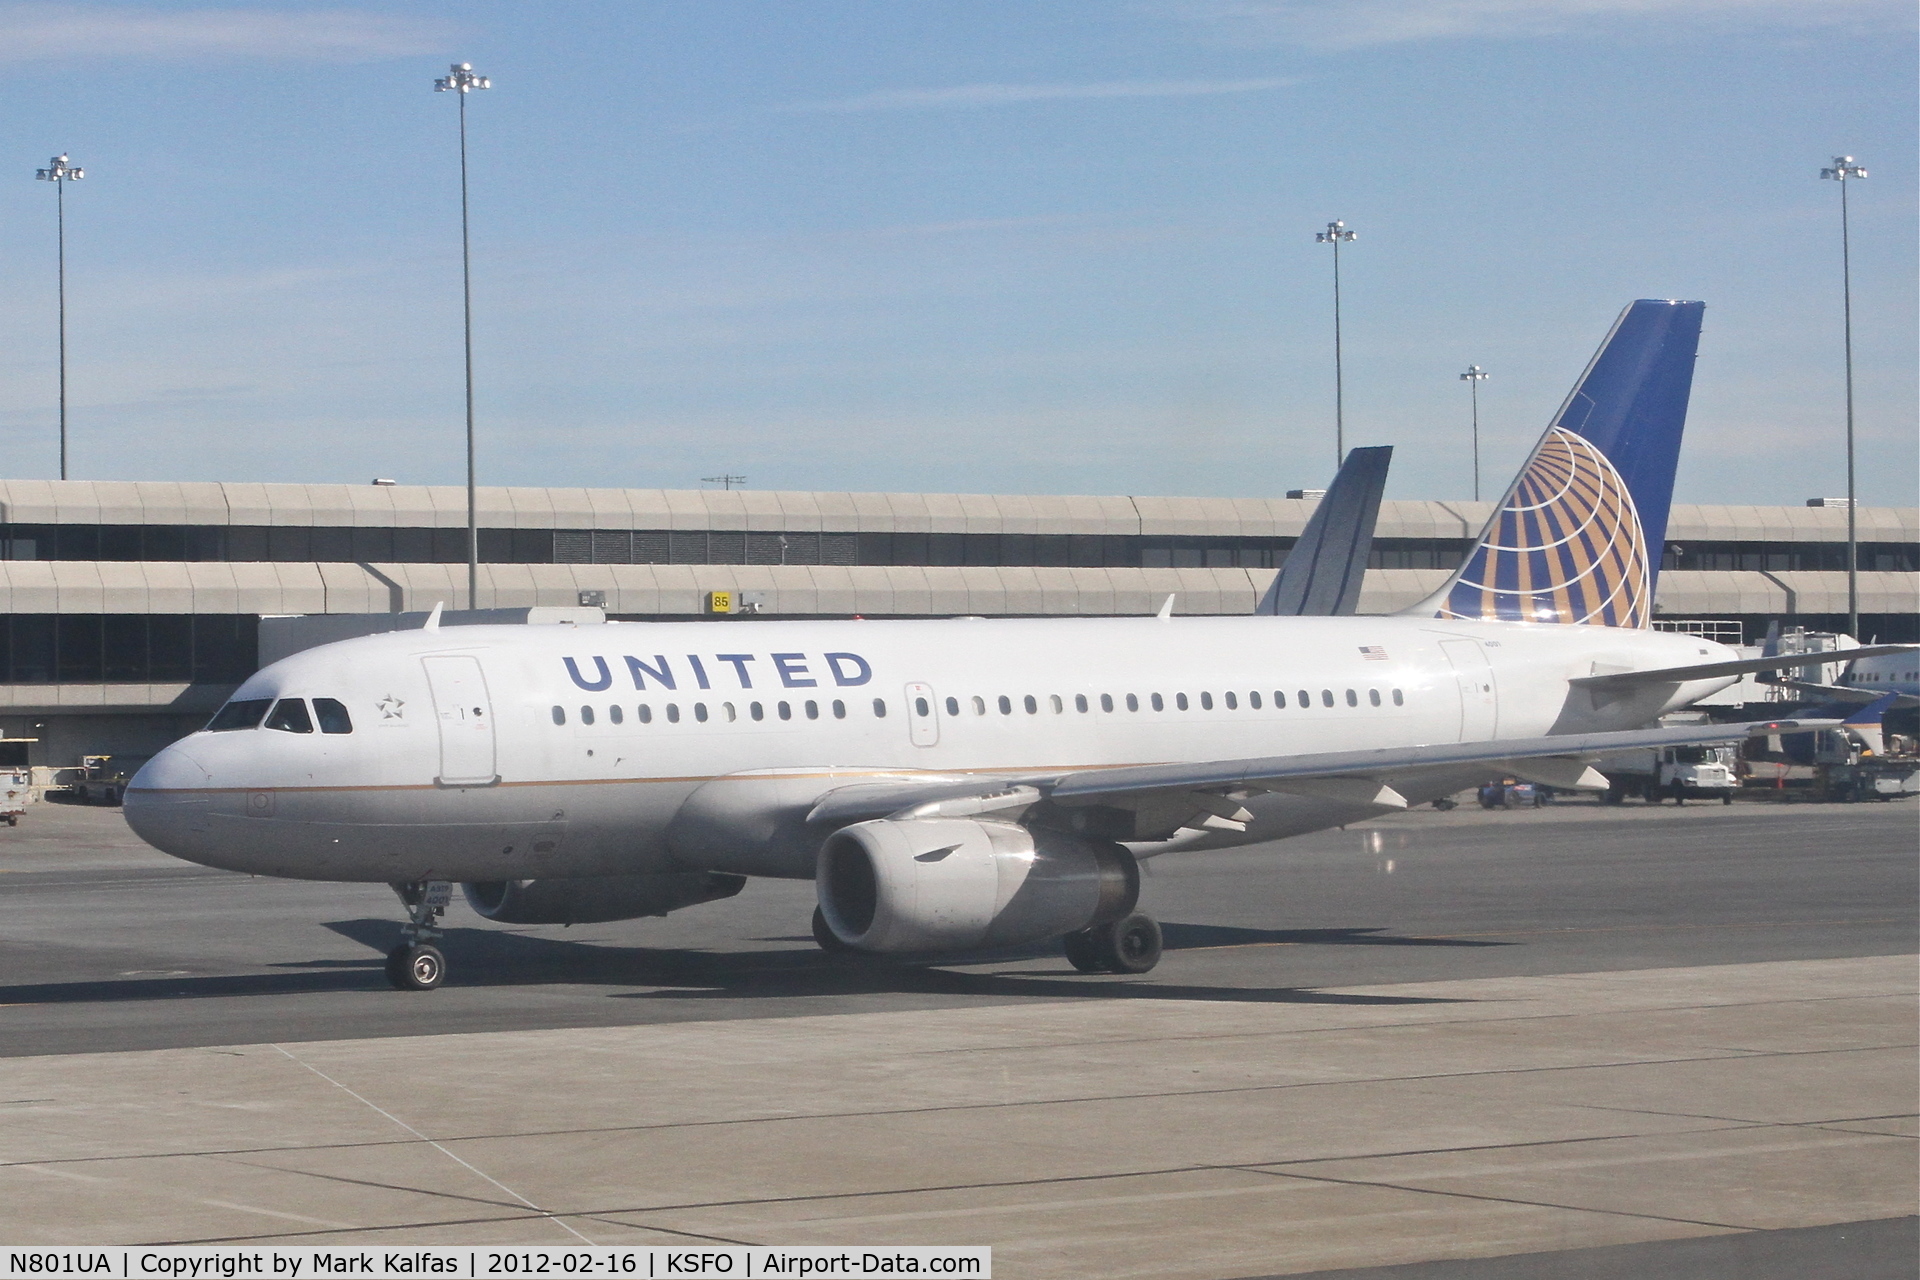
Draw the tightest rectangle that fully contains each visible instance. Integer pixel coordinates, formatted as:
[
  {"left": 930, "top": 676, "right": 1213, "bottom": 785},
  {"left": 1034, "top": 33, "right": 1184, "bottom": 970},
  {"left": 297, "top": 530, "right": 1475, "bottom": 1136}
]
[
  {"left": 1438, "top": 639, "right": 1498, "bottom": 741},
  {"left": 905, "top": 682, "right": 940, "bottom": 747},
  {"left": 422, "top": 655, "right": 498, "bottom": 785}
]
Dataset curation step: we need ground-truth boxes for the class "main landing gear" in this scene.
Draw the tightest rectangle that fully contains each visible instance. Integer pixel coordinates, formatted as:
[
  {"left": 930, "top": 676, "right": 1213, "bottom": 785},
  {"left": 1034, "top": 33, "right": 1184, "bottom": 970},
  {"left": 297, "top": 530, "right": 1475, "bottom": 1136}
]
[
  {"left": 1063, "top": 913, "right": 1163, "bottom": 975},
  {"left": 387, "top": 881, "right": 452, "bottom": 991}
]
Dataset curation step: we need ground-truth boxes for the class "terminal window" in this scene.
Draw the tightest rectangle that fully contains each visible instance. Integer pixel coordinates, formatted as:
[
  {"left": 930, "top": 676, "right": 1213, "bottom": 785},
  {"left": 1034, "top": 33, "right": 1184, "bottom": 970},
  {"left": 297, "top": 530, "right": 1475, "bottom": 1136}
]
[
  {"left": 0, "top": 524, "right": 1913, "bottom": 575},
  {"left": 0, "top": 614, "right": 258, "bottom": 685}
]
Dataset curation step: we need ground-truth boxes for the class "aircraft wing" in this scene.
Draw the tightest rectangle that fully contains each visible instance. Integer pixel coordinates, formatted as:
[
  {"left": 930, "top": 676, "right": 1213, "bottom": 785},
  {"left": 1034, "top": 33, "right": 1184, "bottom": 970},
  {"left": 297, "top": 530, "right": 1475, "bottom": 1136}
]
[
  {"left": 804, "top": 719, "right": 1836, "bottom": 839},
  {"left": 1046, "top": 719, "right": 1832, "bottom": 811},
  {"left": 1570, "top": 644, "right": 1917, "bottom": 692}
]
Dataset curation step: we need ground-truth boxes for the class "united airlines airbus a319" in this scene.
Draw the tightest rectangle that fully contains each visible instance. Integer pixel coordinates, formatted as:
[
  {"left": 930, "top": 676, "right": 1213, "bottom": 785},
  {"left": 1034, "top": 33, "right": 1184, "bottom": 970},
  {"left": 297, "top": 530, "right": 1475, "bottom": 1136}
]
[{"left": 123, "top": 301, "right": 1907, "bottom": 989}]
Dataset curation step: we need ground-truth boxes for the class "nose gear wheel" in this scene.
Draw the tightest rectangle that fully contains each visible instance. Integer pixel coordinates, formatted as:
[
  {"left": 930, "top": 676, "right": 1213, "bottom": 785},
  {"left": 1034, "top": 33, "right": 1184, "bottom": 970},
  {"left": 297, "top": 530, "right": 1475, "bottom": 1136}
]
[{"left": 387, "top": 881, "right": 453, "bottom": 991}]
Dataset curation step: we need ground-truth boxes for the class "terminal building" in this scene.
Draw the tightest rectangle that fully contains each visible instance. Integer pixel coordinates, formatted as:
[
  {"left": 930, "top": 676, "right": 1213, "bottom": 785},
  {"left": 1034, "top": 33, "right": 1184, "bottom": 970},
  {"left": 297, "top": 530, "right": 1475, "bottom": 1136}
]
[{"left": 0, "top": 478, "right": 1913, "bottom": 769}]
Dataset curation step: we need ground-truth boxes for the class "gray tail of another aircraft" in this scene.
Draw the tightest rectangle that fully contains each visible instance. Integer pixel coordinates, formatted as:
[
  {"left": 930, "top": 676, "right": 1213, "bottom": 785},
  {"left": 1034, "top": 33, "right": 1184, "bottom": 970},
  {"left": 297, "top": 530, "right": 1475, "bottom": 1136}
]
[{"left": 1258, "top": 445, "right": 1392, "bottom": 617}]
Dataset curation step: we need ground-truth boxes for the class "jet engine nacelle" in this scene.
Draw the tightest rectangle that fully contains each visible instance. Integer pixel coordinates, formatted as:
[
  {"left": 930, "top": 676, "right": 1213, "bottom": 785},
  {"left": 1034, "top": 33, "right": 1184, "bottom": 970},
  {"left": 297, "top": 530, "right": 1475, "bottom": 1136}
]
[
  {"left": 462, "top": 871, "right": 745, "bottom": 925},
  {"left": 815, "top": 818, "right": 1138, "bottom": 953}
]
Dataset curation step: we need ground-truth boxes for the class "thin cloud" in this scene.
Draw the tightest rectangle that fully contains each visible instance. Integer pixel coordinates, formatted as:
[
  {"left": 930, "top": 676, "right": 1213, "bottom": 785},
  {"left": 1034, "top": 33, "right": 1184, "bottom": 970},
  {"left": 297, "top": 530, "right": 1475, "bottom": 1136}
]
[
  {"left": 1167, "top": 0, "right": 1911, "bottom": 49},
  {"left": 785, "top": 77, "right": 1294, "bottom": 113},
  {"left": 0, "top": 3, "right": 454, "bottom": 63}
]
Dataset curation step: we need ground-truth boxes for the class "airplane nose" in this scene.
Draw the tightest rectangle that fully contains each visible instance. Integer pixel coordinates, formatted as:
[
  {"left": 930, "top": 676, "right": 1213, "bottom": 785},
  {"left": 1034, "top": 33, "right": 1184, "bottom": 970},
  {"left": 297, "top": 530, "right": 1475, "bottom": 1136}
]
[
  {"left": 131, "top": 744, "right": 211, "bottom": 792},
  {"left": 123, "top": 744, "right": 214, "bottom": 860}
]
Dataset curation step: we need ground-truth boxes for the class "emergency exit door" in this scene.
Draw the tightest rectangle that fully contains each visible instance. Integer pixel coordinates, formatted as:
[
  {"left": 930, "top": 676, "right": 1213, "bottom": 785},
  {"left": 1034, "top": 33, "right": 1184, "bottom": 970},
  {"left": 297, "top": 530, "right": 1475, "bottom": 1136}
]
[
  {"left": 422, "top": 655, "right": 498, "bottom": 785},
  {"left": 905, "top": 682, "right": 940, "bottom": 746}
]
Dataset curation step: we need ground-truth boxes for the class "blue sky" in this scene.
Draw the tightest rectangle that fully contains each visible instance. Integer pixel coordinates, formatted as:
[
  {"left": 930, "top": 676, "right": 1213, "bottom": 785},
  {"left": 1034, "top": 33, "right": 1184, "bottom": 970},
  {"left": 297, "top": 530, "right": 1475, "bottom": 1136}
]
[{"left": 0, "top": 0, "right": 1913, "bottom": 505}]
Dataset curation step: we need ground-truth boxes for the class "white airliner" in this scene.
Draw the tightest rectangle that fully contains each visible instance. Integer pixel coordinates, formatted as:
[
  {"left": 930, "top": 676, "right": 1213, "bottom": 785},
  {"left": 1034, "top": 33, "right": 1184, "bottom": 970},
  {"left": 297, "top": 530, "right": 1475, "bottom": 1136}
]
[{"left": 124, "top": 301, "right": 1907, "bottom": 989}]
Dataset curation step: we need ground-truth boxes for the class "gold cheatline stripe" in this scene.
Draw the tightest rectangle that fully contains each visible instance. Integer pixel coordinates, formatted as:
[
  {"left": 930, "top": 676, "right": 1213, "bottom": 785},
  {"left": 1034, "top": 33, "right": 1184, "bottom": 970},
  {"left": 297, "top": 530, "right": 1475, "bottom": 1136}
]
[{"left": 123, "top": 761, "right": 1171, "bottom": 799}]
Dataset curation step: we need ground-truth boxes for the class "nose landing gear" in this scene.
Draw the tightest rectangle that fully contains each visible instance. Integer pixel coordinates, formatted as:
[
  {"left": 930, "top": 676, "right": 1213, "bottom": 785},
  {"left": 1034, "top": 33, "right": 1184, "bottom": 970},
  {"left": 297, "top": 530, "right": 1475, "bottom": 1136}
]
[{"left": 387, "top": 881, "right": 452, "bottom": 991}]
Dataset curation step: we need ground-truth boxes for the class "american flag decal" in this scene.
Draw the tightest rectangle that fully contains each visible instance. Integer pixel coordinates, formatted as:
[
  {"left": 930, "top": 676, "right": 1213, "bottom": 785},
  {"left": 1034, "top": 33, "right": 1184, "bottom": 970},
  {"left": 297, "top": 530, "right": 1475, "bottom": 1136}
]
[
  {"left": 1359, "top": 646, "right": 1389, "bottom": 660},
  {"left": 1436, "top": 426, "right": 1651, "bottom": 628}
]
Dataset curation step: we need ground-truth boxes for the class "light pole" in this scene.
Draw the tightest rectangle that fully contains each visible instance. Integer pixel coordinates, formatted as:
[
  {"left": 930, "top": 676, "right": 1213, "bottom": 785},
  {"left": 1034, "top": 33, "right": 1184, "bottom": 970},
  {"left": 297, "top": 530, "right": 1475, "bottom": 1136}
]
[
  {"left": 36, "top": 154, "right": 83, "bottom": 481},
  {"left": 1315, "top": 220, "right": 1357, "bottom": 466},
  {"left": 436, "top": 62, "right": 491, "bottom": 611},
  {"left": 1459, "top": 365, "right": 1488, "bottom": 501},
  {"left": 1820, "top": 155, "right": 1866, "bottom": 639}
]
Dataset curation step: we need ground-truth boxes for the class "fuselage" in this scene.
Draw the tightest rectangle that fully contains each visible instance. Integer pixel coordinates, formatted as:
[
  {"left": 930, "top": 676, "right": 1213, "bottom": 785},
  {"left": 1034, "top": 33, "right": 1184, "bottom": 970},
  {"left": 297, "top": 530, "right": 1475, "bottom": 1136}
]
[
  {"left": 1839, "top": 651, "right": 1920, "bottom": 698},
  {"left": 123, "top": 614, "right": 1736, "bottom": 883}
]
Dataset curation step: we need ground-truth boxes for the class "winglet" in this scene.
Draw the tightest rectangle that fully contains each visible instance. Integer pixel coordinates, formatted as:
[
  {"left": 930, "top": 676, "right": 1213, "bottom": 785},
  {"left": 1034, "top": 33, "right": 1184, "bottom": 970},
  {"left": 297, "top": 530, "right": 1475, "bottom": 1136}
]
[
  {"left": 1259, "top": 445, "right": 1392, "bottom": 616},
  {"left": 1157, "top": 594, "right": 1175, "bottom": 620},
  {"left": 423, "top": 601, "right": 444, "bottom": 631}
]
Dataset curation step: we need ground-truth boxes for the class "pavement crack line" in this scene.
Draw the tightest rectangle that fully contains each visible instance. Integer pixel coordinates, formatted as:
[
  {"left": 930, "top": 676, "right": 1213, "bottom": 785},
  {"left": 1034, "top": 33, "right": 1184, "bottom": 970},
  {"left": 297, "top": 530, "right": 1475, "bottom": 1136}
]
[
  {"left": 268, "top": 1043, "right": 593, "bottom": 1245},
  {"left": 1237, "top": 1165, "right": 1749, "bottom": 1231},
  {"left": 576, "top": 1217, "right": 757, "bottom": 1246},
  {"left": 222, "top": 1156, "right": 552, "bottom": 1217}
]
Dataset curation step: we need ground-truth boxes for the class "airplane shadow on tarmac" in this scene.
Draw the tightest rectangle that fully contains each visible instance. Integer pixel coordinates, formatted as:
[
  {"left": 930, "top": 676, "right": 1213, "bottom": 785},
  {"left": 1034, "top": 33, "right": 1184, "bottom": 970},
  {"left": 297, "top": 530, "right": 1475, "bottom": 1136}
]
[{"left": 0, "top": 919, "right": 1502, "bottom": 1009}]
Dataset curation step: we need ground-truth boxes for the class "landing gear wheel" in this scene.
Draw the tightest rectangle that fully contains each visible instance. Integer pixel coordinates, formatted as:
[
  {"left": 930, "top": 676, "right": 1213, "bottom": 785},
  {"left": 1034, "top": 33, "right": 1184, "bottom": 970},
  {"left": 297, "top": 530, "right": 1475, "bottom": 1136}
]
[
  {"left": 386, "top": 943, "right": 445, "bottom": 991},
  {"left": 1062, "top": 929, "right": 1105, "bottom": 973},
  {"left": 1069, "top": 914, "right": 1163, "bottom": 974},
  {"left": 811, "top": 906, "right": 854, "bottom": 954}
]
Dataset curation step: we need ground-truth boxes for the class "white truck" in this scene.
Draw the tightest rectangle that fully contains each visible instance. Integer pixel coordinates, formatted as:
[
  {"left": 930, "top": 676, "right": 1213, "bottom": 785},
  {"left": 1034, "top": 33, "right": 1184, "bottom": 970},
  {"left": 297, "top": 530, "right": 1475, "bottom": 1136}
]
[
  {"left": 72, "top": 754, "right": 151, "bottom": 806},
  {"left": 1599, "top": 744, "right": 1739, "bottom": 805}
]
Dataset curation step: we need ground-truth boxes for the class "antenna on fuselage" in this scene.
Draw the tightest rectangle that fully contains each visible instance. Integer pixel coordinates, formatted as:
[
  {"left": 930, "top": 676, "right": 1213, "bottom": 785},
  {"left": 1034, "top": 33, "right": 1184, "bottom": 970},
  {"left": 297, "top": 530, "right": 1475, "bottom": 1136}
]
[
  {"left": 423, "top": 601, "right": 444, "bottom": 631},
  {"left": 1156, "top": 594, "right": 1175, "bottom": 620}
]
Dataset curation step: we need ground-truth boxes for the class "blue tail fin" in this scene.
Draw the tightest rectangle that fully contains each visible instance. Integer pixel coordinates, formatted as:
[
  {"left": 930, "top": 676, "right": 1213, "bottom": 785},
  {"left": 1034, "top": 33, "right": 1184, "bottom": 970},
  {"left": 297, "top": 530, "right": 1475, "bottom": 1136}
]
[{"left": 1409, "top": 299, "right": 1705, "bottom": 628}]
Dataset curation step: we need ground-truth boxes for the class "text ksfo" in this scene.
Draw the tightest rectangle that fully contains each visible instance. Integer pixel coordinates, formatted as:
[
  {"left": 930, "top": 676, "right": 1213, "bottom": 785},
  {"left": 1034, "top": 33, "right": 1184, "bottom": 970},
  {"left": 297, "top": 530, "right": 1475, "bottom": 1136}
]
[{"left": 564, "top": 652, "right": 872, "bottom": 694}]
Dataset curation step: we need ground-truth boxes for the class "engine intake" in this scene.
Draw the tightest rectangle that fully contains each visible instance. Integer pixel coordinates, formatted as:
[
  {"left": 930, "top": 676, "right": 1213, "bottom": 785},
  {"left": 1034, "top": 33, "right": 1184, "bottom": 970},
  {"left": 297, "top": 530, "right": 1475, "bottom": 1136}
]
[
  {"left": 462, "top": 871, "right": 745, "bottom": 925},
  {"left": 816, "top": 818, "right": 1137, "bottom": 953}
]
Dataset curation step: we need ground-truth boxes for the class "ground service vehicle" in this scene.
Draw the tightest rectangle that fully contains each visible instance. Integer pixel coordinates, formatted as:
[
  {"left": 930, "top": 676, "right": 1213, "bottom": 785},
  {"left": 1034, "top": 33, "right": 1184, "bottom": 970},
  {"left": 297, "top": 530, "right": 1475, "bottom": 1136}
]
[
  {"left": 1601, "top": 744, "right": 1738, "bottom": 804},
  {"left": 74, "top": 755, "right": 150, "bottom": 806}
]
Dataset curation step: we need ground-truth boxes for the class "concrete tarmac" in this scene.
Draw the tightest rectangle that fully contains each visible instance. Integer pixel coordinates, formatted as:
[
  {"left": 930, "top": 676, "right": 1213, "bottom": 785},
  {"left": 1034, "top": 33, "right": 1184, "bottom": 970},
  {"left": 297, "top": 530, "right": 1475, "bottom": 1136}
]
[{"left": 0, "top": 795, "right": 1915, "bottom": 1276}]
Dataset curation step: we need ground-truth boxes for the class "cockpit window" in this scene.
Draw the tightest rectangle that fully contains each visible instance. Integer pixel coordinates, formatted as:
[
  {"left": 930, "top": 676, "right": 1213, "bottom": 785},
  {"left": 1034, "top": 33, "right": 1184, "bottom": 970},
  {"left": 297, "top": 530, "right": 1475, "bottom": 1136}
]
[
  {"left": 313, "top": 698, "right": 353, "bottom": 735},
  {"left": 206, "top": 698, "right": 272, "bottom": 732},
  {"left": 265, "top": 698, "right": 315, "bottom": 734}
]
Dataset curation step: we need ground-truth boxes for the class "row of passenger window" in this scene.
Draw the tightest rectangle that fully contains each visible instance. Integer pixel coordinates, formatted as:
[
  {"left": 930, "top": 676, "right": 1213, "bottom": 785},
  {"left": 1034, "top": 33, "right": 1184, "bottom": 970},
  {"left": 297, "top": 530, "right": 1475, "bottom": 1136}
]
[
  {"left": 207, "top": 696, "right": 354, "bottom": 734},
  {"left": 553, "top": 698, "right": 889, "bottom": 726},
  {"left": 921, "top": 688, "right": 1406, "bottom": 717}
]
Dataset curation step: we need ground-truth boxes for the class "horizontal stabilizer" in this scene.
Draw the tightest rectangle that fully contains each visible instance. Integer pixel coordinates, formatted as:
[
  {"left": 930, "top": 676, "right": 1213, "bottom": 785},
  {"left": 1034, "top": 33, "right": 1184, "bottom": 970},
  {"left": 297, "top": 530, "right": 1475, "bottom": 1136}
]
[
  {"left": 1259, "top": 445, "right": 1392, "bottom": 616},
  {"left": 1572, "top": 644, "right": 1917, "bottom": 692}
]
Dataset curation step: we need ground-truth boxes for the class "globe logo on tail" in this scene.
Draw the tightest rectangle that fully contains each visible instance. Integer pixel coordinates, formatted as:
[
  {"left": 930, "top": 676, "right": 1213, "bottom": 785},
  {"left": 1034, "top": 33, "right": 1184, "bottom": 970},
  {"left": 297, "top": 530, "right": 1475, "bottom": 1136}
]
[{"left": 1437, "top": 427, "right": 1652, "bottom": 628}]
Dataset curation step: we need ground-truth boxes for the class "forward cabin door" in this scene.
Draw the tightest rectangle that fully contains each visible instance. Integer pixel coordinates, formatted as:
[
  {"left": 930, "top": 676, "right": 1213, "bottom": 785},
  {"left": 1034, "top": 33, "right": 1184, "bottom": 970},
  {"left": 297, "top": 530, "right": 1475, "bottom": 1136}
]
[
  {"left": 422, "top": 655, "right": 499, "bottom": 785},
  {"left": 1438, "top": 639, "right": 1498, "bottom": 742},
  {"left": 905, "top": 682, "right": 940, "bottom": 747}
]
